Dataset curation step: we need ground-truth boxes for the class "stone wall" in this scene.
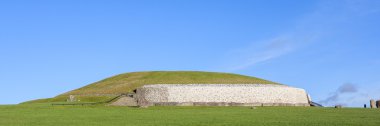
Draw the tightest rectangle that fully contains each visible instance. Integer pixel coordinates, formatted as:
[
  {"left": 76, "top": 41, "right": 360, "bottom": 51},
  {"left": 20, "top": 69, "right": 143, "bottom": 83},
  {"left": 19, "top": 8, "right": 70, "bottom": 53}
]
[{"left": 136, "top": 84, "right": 310, "bottom": 106}]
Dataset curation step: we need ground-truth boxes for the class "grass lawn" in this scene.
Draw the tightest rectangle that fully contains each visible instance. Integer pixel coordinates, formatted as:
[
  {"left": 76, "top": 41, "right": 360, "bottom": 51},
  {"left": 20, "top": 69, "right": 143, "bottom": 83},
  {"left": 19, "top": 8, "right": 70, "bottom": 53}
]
[{"left": 1, "top": 104, "right": 379, "bottom": 126}]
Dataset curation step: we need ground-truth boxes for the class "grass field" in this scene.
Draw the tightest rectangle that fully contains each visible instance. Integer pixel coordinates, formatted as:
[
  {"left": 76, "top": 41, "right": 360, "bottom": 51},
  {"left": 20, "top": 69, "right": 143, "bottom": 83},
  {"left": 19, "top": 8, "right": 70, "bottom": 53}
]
[
  {"left": 14, "top": 71, "right": 379, "bottom": 125},
  {"left": 1, "top": 104, "right": 379, "bottom": 126}
]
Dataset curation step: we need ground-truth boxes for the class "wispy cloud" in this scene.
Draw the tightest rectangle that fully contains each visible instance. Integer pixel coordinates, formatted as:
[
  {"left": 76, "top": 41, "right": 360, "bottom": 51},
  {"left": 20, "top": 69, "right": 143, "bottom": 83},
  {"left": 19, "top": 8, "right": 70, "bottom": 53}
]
[
  {"left": 222, "top": 0, "right": 380, "bottom": 71},
  {"left": 228, "top": 36, "right": 294, "bottom": 71}
]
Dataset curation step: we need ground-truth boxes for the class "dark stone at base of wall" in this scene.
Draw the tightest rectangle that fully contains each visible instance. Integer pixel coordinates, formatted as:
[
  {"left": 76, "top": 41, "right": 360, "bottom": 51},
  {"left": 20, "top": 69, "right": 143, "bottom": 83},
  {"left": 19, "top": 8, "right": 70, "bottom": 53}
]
[{"left": 152, "top": 102, "right": 310, "bottom": 107}]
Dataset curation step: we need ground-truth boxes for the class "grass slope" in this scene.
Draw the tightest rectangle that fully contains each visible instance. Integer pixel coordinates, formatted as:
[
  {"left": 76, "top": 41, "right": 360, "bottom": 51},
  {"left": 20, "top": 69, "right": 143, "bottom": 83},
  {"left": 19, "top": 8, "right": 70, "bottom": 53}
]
[
  {"left": 24, "top": 71, "right": 278, "bottom": 103},
  {"left": 1, "top": 104, "right": 379, "bottom": 126}
]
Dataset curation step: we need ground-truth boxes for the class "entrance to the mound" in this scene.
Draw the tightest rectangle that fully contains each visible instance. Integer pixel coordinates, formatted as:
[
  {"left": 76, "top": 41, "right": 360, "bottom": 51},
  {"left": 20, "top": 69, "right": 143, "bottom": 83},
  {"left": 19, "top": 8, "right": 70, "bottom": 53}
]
[{"left": 110, "top": 93, "right": 138, "bottom": 106}]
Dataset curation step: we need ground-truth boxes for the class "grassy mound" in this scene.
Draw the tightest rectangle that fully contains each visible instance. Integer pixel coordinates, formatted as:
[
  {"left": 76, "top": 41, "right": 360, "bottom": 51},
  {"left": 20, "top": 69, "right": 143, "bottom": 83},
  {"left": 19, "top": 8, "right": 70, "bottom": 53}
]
[{"left": 23, "top": 71, "right": 278, "bottom": 104}]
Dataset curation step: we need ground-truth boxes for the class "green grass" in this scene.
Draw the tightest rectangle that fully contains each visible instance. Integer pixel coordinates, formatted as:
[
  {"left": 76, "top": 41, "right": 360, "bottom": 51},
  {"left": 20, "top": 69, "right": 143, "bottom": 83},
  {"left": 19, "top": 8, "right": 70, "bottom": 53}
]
[
  {"left": 1, "top": 104, "right": 379, "bottom": 126},
  {"left": 22, "top": 95, "right": 115, "bottom": 104},
  {"left": 24, "top": 71, "right": 278, "bottom": 103},
  {"left": 66, "top": 71, "right": 279, "bottom": 95}
]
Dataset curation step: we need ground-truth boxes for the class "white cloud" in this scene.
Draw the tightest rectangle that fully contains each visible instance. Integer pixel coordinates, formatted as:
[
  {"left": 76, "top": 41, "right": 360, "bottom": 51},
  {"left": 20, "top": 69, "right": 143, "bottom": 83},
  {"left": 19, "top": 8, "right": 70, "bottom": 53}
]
[
  {"left": 222, "top": 0, "right": 380, "bottom": 71},
  {"left": 228, "top": 36, "right": 294, "bottom": 71}
]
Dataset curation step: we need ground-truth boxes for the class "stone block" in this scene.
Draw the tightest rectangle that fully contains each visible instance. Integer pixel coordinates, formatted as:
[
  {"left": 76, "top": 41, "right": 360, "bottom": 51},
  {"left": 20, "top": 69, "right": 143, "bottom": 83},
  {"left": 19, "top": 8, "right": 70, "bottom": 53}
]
[
  {"left": 370, "top": 99, "right": 376, "bottom": 108},
  {"left": 136, "top": 88, "right": 153, "bottom": 107},
  {"left": 243, "top": 103, "right": 262, "bottom": 106},
  {"left": 177, "top": 102, "right": 194, "bottom": 106},
  {"left": 262, "top": 103, "right": 274, "bottom": 106},
  {"left": 154, "top": 102, "right": 178, "bottom": 106}
]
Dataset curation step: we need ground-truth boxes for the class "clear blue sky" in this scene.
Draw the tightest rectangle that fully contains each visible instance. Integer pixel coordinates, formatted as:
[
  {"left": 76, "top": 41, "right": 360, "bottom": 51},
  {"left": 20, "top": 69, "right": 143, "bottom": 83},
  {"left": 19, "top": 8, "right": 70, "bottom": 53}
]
[{"left": 1, "top": 0, "right": 379, "bottom": 106}]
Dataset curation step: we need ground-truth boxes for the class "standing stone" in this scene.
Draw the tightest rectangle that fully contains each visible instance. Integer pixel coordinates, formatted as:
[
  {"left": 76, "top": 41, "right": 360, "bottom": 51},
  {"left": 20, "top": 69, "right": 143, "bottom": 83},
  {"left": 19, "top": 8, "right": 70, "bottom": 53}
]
[
  {"left": 69, "top": 95, "right": 75, "bottom": 102},
  {"left": 370, "top": 99, "right": 376, "bottom": 108},
  {"left": 376, "top": 100, "right": 380, "bottom": 108}
]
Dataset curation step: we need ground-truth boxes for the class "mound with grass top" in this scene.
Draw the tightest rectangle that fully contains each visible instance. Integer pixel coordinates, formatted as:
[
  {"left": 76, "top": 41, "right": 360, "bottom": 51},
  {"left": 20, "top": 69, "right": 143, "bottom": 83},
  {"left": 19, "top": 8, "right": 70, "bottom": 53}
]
[{"left": 23, "top": 71, "right": 279, "bottom": 104}]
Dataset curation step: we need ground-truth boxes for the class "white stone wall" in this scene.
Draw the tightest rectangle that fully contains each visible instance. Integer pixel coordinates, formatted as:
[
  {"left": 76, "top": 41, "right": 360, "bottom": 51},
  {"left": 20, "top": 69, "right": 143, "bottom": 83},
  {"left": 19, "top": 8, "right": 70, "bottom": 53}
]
[{"left": 139, "top": 84, "right": 310, "bottom": 105}]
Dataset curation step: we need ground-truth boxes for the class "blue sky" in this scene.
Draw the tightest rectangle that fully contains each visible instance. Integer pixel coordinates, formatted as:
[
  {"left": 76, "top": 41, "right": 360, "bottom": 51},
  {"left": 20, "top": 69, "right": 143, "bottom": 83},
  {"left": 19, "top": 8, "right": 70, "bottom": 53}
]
[{"left": 1, "top": 0, "right": 379, "bottom": 106}]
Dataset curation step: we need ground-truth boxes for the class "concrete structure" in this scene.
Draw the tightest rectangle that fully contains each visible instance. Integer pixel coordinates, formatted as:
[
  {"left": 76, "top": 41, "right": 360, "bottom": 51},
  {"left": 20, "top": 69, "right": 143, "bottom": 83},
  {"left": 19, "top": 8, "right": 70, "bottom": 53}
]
[{"left": 136, "top": 84, "right": 311, "bottom": 107}]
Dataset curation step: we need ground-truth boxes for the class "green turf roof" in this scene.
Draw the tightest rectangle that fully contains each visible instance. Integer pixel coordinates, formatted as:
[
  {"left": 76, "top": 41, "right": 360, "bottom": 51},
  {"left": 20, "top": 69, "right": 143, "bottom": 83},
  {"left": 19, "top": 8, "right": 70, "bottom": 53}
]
[{"left": 61, "top": 71, "right": 279, "bottom": 96}]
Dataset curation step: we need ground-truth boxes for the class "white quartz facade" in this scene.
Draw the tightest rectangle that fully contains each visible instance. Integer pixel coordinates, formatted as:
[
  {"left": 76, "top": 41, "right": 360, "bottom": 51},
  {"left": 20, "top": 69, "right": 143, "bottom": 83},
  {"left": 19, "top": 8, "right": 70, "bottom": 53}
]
[{"left": 138, "top": 84, "right": 310, "bottom": 105}]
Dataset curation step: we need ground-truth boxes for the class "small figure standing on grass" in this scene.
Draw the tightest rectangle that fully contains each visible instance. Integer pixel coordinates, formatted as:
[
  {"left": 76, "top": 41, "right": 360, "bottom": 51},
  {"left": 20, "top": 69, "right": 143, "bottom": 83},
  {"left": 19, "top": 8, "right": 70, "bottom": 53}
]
[{"left": 364, "top": 104, "right": 367, "bottom": 108}]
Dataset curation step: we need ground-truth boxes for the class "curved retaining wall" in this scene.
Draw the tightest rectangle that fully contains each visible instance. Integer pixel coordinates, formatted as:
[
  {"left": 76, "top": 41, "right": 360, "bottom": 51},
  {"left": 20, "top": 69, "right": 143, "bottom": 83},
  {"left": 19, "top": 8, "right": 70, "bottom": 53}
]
[{"left": 136, "top": 84, "right": 310, "bottom": 106}]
